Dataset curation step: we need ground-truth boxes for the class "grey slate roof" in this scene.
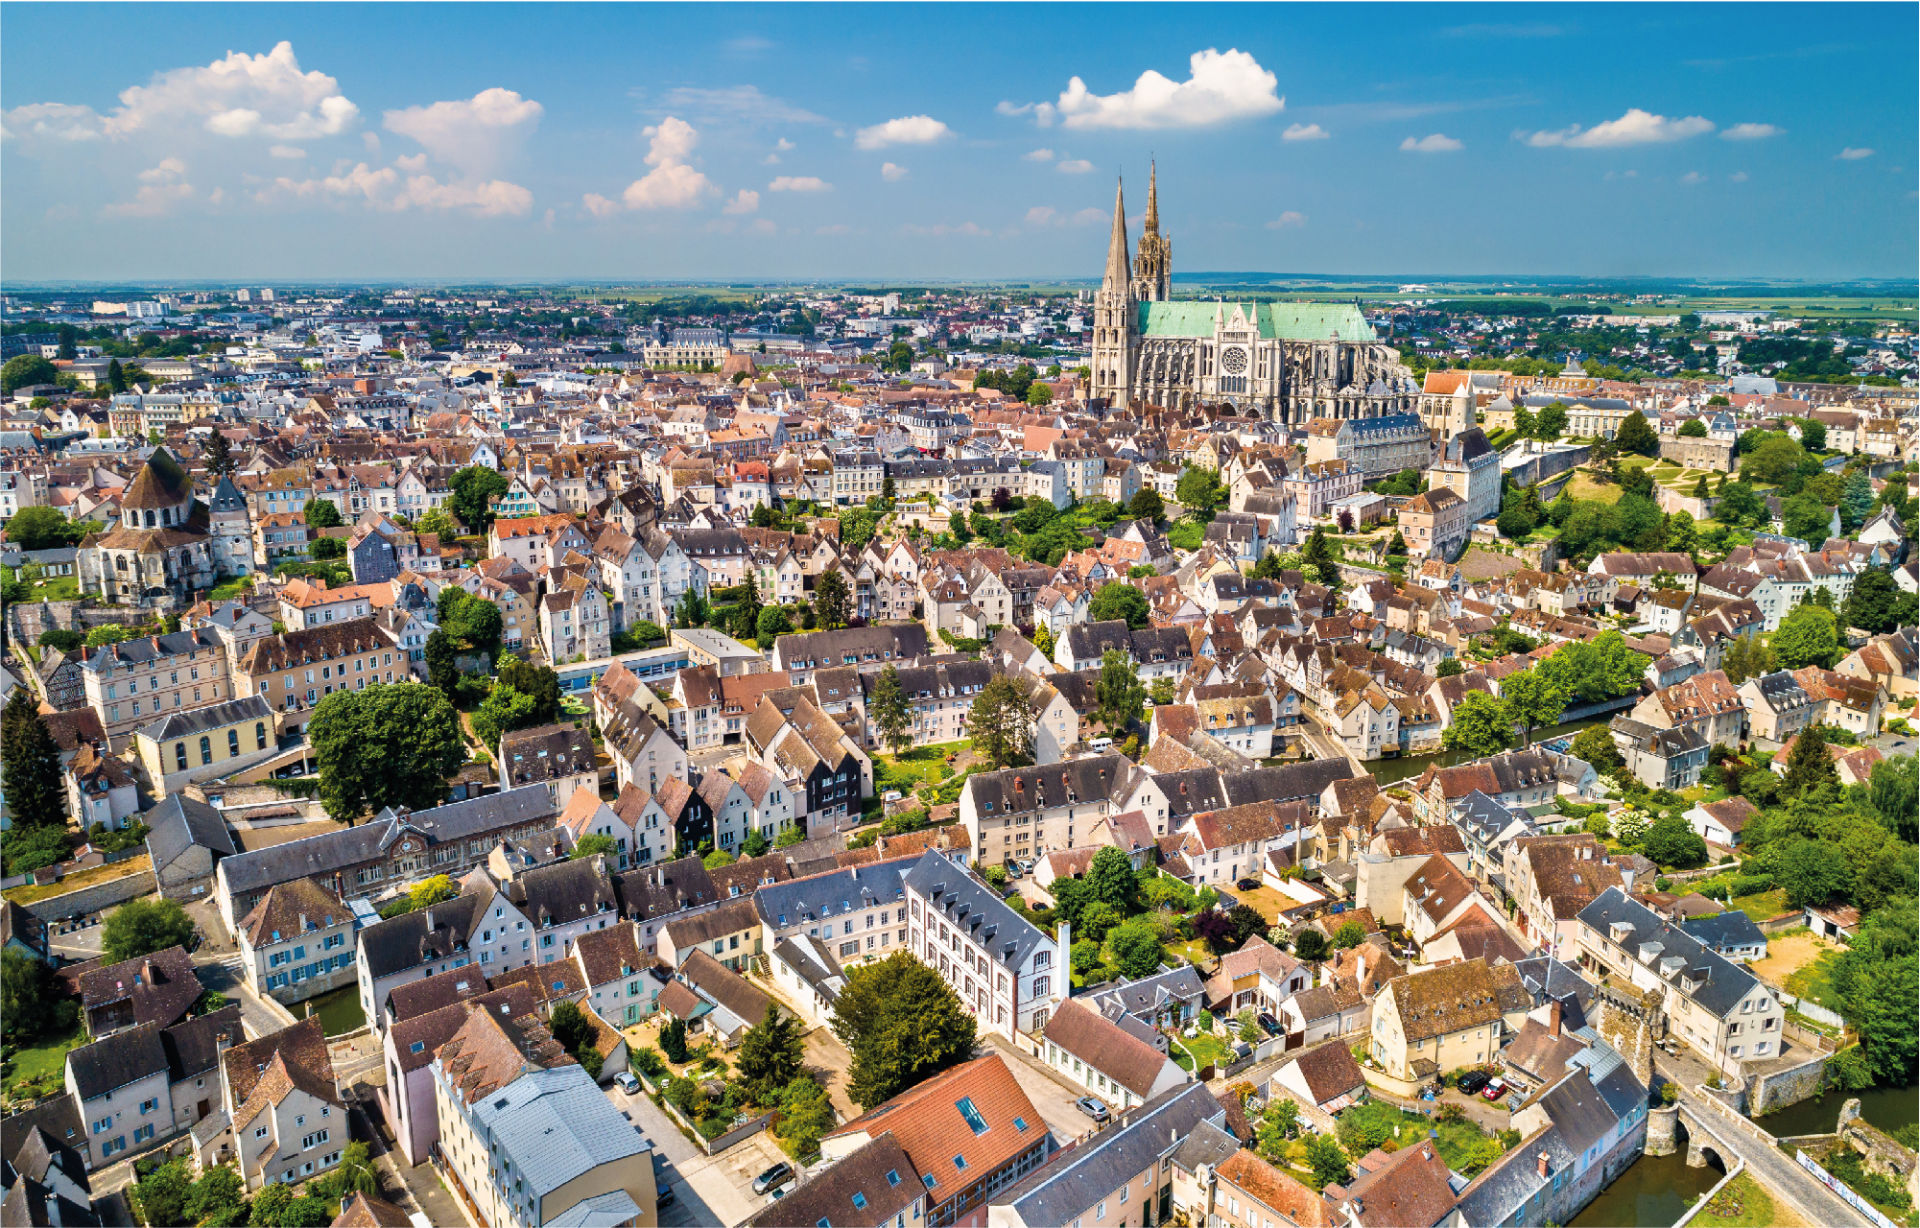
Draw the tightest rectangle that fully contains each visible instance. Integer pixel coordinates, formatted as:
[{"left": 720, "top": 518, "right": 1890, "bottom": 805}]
[
  {"left": 1082, "top": 966, "right": 1207, "bottom": 1025},
  {"left": 1508, "top": 956, "right": 1596, "bottom": 1013},
  {"left": 358, "top": 895, "right": 484, "bottom": 980},
  {"left": 470, "top": 1063, "right": 649, "bottom": 1199},
  {"left": 66, "top": 1023, "right": 169, "bottom": 1101},
  {"left": 903, "top": 851, "right": 1048, "bottom": 971},
  {"left": 753, "top": 858, "right": 913, "bottom": 932},
  {"left": 997, "top": 1084, "right": 1222, "bottom": 1225},
  {"left": 135, "top": 694, "right": 274, "bottom": 745},
  {"left": 963, "top": 755, "right": 1129, "bottom": 818},
  {"left": 1575, "top": 887, "right": 1760, "bottom": 1018},
  {"left": 1220, "top": 758, "right": 1356, "bottom": 808},
  {"left": 144, "top": 794, "right": 236, "bottom": 871},
  {"left": 1679, "top": 910, "right": 1767, "bottom": 953}
]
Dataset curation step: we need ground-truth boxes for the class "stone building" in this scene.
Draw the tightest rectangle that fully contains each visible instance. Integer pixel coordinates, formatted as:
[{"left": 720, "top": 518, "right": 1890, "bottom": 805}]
[
  {"left": 1659, "top": 435, "right": 1738, "bottom": 472},
  {"left": 1089, "top": 167, "right": 1415, "bottom": 421},
  {"left": 77, "top": 447, "right": 214, "bottom": 608}
]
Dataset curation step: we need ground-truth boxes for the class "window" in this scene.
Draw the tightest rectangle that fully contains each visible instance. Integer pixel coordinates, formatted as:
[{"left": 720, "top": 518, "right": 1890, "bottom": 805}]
[
  {"left": 257, "top": 722, "right": 269, "bottom": 749},
  {"left": 886, "top": 1170, "right": 901, "bottom": 1187},
  {"left": 175, "top": 742, "right": 189, "bottom": 771},
  {"left": 852, "top": 1193, "right": 868, "bottom": 1210},
  {"left": 200, "top": 735, "right": 213, "bottom": 764},
  {"left": 956, "top": 1097, "right": 990, "bottom": 1136}
]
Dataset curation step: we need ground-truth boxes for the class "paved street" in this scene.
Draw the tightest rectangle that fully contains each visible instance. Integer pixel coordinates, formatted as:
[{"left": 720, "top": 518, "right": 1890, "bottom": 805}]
[
  {"left": 606, "top": 1079, "right": 787, "bottom": 1228},
  {"left": 346, "top": 1093, "right": 473, "bottom": 1228}
]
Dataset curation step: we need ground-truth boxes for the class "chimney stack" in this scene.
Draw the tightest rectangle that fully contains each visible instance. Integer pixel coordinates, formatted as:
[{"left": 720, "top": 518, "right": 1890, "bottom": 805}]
[
  {"left": 1537, "top": 1153, "right": 1552, "bottom": 1178},
  {"left": 1548, "top": 999, "right": 1562, "bottom": 1037}
]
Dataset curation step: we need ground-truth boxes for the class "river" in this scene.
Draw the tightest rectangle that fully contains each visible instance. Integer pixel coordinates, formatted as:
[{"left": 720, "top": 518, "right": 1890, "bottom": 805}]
[
  {"left": 300, "top": 985, "right": 366, "bottom": 1035},
  {"left": 1754, "top": 1085, "right": 1918, "bottom": 1140},
  {"left": 1362, "top": 713, "right": 1611, "bottom": 786},
  {"left": 1566, "top": 1148, "right": 1723, "bottom": 1228}
]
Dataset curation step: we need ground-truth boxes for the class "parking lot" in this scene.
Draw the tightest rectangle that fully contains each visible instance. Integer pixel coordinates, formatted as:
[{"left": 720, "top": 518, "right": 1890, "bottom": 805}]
[
  {"left": 605, "top": 1073, "right": 794, "bottom": 1228},
  {"left": 982, "top": 1035, "right": 1113, "bottom": 1150}
]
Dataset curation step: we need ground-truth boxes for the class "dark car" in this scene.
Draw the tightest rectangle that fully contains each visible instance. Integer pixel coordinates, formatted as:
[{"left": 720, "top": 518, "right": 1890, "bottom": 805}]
[
  {"left": 1456, "top": 1070, "right": 1491, "bottom": 1095},
  {"left": 1237, "top": 877, "right": 1262, "bottom": 891},
  {"left": 1257, "top": 1012, "right": 1283, "bottom": 1036}
]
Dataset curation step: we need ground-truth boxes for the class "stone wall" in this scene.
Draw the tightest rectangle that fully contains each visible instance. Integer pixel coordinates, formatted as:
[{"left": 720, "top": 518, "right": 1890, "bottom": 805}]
[
  {"left": 1646, "top": 1104, "right": 1680, "bottom": 1156},
  {"left": 1749, "top": 1051, "right": 1829, "bottom": 1118},
  {"left": 1660, "top": 436, "right": 1739, "bottom": 472},
  {"left": 1503, "top": 443, "right": 1594, "bottom": 489},
  {"left": 20, "top": 866, "right": 158, "bottom": 923}
]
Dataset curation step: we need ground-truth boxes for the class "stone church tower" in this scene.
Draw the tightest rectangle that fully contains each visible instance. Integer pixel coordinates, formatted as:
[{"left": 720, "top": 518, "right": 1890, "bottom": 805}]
[
  {"left": 1131, "top": 163, "right": 1171, "bottom": 303},
  {"left": 1090, "top": 177, "right": 1137, "bottom": 408}
]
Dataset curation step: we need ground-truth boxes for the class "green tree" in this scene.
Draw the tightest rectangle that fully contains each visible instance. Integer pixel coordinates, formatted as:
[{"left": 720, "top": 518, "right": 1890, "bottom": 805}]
[
  {"left": 1678, "top": 418, "right": 1709, "bottom": 438},
  {"left": 1828, "top": 905, "right": 1919, "bottom": 1083},
  {"left": 832, "top": 952, "right": 978, "bottom": 1109},
  {"left": 1306, "top": 1132, "right": 1350, "bottom": 1186},
  {"left": 309, "top": 683, "right": 465, "bottom": 823},
  {"left": 1, "top": 354, "right": 59, "bottom": 394},
  {"left": 309, "top": 535, "right": 346, "bottom": 560},
  {"left": 4, "top": 505, "right": 81, "bottom": 550},
  {"left": 497, "top": 656, "right": 561, "bottom": 724},
  {"left": 1535, "top": 402, "right": 1569, "bottom": 440},
  {"left": 136, "top": 1160, "right": 194, "bottom": 1228},
  {"left": 1720, "top": 634, "right": 1776, "bottom": 685},
  {"left": 425, "top": 628, "right": 459, "bottom": 695},
  {"left": 1615, "top": 411, "right": 1659, "bottom": 457},
  {"left": 185, "top": 1164, "right": 247, "bottom": 1225},
  {"left": 1780, "top": 724, "right": 1840, "bottom": 800},
  {"left": 775, "top": 1075, "right": 837, "bottom": 1162},
  {"left": 1773, "top": 603, "right": 1841, "bottom": 670},
  {"left": 1867, "top": 756, "right": 1919, "bottom": 843},
  {"left": 102, "top": 896, "right": 195, "bottom": 963},
  {"left": 1771, "top": 836, "right": 1852, "bottom": 908},
  {"left": 1127, "top": 487, "right": 1165, "bottom": 523},
  {"left": 1640, "top": 814, "right": 1708, "bottom": 869},
  {"left": 1780, "top": 494, "right": 1832, "bottom": 543},
  {"left": 1714, "top": 480, "right": 1769, "bottom": 527},
  {"left": 415, "top": 506, "right": 460, "bottom": 538},
  {"left": 1442, "top": 691, "right": 1517, "bottom": 757},
  {"left": 1512, "top": 404, "right": 1538, "bottom": 438},
  {"left": 1292, "top": 928, "right": 1330, "bottom": 962},
  {"left": 1087, "top": 846, "right": 1139, "bottom": 913},
  {"left": 1026, "top": 382, "right": 1053, "bottom": 406},
  {"left": 448, "top": 465, "right": 511, "bottom": 533},
  {"left": 302, "top": 497, "right": 343, "bottom": 529},
  {"left": 1569, "top": 724, "right": 1622, "bottom": 772},
  {"left": 813, "top": 567, "right": 850, "bottom": 630},
  {"left": 1536, "top": 631, "right": 1649, "bottom": 703},
  {"left": 659, "top": 1018, "right": 690, "bottom": 1063},
  {"left": 755, "top": 604, "right": 792, "bottom": 644},
  {"left": 572, "top": 833, "right": 619, "bottom": 860},
  {"left": 1108, "top": 922, "right": 1164, "bottom": 978},
  {"left": 1332, "top": 919, "right": 1367, "bottom": 949},
  {"left": 1088, "top": 582, "right": 1151, "bottom": 629},
  {"left": 969, "top": 675, "right": 1035, "bottom": 768},
  {"left": 1094, "top": 649, "right": 1146, "bottom": 732},
  {"left": 1844, "top": 568, "right": 1915, "bottom": 636},
  {"left": 1840, "top": 471, "right": 1876, "bottom": 532},
  {"left": 737, "top": 1004, "right": 806, "bottom": 1103},
  {"left": 1300, "top": 525, "right": 1337, "bottom": 580},
  {"left": 704, "top": 849, "right": 736, "bottom": 869},
  {"left": 1174, "top": 466, "right": 1226, "bottom": 517},
  {"left": 1501, "top": 669, "right": 1571, "bottom": 744},
  {"left": 870, "top": 664, "right": 914, "bottom": 757},
  {"left": 2, "top": 688, "right": 67, "bottom": 832},
  {"left": 0, "top": 949, "right": 59, "bottom": 1043},
  {"left": 1743, "top": 435, "right": 1808, "bottom": 485}
]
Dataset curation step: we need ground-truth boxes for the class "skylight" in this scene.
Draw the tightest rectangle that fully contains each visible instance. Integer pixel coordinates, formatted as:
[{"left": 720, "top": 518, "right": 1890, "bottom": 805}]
[{"left": 956, "top": 1097, "right": 990, "bottom": 1136}]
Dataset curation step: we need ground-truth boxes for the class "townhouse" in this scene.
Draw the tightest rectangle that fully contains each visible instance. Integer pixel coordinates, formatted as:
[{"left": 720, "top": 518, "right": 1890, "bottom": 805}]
[
  {"left": 905, "top": 852, "right": 1065, "bottom": 1039},
  {"left": 64, "top": 1007, "right": 242, "bottom": 1167}
]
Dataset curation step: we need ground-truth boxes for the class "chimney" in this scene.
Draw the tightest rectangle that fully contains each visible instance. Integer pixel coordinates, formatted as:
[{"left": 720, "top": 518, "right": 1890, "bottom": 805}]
[
  {"left": 1548, "top": 999, "right": 1562, "bottom": 1037},
  {"left": 216, "top": 1031, "right": 232, "bottom": 1056},
  {"left": 1537, "top": 1153, "right": 1552, "bottom": 1178}
]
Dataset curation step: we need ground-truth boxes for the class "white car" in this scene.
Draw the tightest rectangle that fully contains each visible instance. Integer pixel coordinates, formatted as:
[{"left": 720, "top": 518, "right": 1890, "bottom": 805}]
[{"left": 614, "top": 1071, "right": 641, "bottom": 1094}]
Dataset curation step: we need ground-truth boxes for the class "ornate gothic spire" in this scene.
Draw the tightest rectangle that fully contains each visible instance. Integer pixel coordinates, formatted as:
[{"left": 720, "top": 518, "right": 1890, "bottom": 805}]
[
  {"left": 1144, "top": 160, "right": 1160, "bottom": 233},
  {"left": 1104, "top": 176, "right": 1131, "bottom": 293}
]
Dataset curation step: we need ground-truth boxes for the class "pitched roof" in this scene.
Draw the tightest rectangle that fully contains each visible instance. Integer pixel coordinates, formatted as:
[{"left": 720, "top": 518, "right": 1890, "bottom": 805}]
[
  {"left": 1041, "top": 999, "right": 1176, "bottom": 1099},
  {"left": 824, "top": 1055, "right": 1044, "bottom": 1203},
  {"left": 1382, "top": 958, "right": 1529, "bottom": 1043}
]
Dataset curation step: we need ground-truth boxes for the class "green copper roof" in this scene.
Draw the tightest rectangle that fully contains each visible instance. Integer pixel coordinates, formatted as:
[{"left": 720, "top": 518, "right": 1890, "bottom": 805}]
[{"left": 1137, "top": 301, "right": 1375, "bottom": 342}]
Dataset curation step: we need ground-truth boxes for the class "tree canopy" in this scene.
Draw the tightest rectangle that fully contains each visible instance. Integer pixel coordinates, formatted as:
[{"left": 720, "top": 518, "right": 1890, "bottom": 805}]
[
  {"left": 103, "top": 897, "right": 196, "bottom": 963},
  {"left": 1088, "top": 582, "right": 1151, "bottom": 629},
  {"left": 309, "top": 683, "right": 465, "bottom": 823},
  {"left": 831, "top": 952, "right": 978, "bottom": 1109}
]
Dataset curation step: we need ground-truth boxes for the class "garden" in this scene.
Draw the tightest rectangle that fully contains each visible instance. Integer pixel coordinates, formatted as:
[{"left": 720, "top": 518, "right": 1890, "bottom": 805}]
[
  {"left": 129, "top": 1144, "right": 379, "bottom": 1228},
  {"left": 631, "top": 1008, "right": 835, "bottom": 1163}
]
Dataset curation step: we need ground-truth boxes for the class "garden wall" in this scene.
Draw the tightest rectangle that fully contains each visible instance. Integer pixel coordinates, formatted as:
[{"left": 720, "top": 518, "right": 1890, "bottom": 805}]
[
  {"left": 19, "top": 866, "right": 157, "bottom": 923},
  {"left": 1748, "top": 1051, "right": 1829, "bottom": 1117}
]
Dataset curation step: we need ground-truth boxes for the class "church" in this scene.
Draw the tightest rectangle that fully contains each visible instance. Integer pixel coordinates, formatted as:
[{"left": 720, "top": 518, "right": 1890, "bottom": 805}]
[
  {"left": 1090, "top": 167, "right": 1418, "bottom": 424},
  {"left": 77, "top": 447, "right": 215, "bottom": 609}
]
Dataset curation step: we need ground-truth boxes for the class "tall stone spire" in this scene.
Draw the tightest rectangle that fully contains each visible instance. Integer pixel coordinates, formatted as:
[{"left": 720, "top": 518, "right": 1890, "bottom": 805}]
[
  {"left": 1103, "top": 176, "right": 1131, "bottom": 291},
  {"left": 1132, "top": 163, "right": 1171, "bottom": 303},
  {"left": 1144, "top": 160, "right": 1160, "bottom": 233}
]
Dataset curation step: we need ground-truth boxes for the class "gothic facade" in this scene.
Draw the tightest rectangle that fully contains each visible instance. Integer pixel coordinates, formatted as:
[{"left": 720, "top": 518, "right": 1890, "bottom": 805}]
[{"left": 1090, "top": 167, "right": 1418, "bottom": 424}]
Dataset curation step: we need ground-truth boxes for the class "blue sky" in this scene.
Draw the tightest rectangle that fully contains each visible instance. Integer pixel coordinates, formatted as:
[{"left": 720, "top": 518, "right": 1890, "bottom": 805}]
[{"left": 2, "top": 3, "right": 1913, "bottom": 283}]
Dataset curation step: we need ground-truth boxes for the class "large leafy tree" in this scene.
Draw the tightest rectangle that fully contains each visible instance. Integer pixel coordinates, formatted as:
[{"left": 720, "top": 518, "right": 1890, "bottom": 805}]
[
  {"left": 1086, "top": 846, "right": 1139, "bottom": 913},
  {"left": 1779, "top": 724, "right": 1840, "bottom": 800},
  {"left": 1840, "top": 471, "right": 1876, "bottom": 532},
  {"left": 4, "top": 506, "right": 82, "bottom": 550},
  {"left": 1500, "top": 669, "right": 1570, "bottom": 744},
  {"left": 1174, "top": 466, "right": 1226, "bottom": 517},
  {"left": 309, "top": 683, "right": 464, "bottom": 823},
  {"left": 1094, "top": 648, "right": 1146, "bottom": 732},
  {"left": 832, "top": 952, "right": 977, "bottom": 1110},
  {"left": 1108, "top": 922, "right": 1164, "bottom": 978},
  {"left": 1088, "top": 582, "right": 1151, "bottom": 629},
  {"left": 969, "top": 675, "right": 1034, "bottom": 768},
  {"left": 1, "top": 354, "right": 59, "bottom": 394},
  {"left": 302, "top": 497, "right": 343, "bottom": 529},
  {"left": 1614, "top": 411, "right": 1659, "bottom": 457},
  {"left": 736, "top": 1004, "right": 806, "bottom": 1103},
  {"left": 1720, "top": 634, "right": 1776, "bottom": 685},
  {"left": 1829, "top": 903, "right": 1919, "bottom": 1083},
  {"left": 496, "top": 655, "right": 561, "bottom": 724},
  {"left": 1536, "top": 631, "right": 1648, "bottom": 703},
  {"left": 448, "top": 465, "right": 511, "bottom": 533},
  {"left": 1772, "top": 603, "right": 1841, "bottom": 670},
  {"left": 1713, "top": 481, "right": 1769, "bottom": 528},
  {"left": 1867, "top": 756, "right": 1918, "bottom": 843},
  {"left": 102, "top": 897, "right": 196, "bottom": 963},
  {"left": 1844, "top": 568, "right": 1917, "bottom": 636},
  {"left": 2, "top": 688, "right": 66, "bottom": 832},
  {"left": 1127, "top": 488, "right": 1165, "bottom": 523},
  {"left": 869, "top": 665, "right": 913, "bottom": 757},
  {"left": 1441, "top": 691, "right": 1517, "bottom": 757},
  {"left": 1640, "top": 814, "right": 1708, "bottom": 870}
]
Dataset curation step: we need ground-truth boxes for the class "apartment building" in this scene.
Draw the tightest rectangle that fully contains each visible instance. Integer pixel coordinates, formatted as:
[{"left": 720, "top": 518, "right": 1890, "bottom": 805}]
[
  {"left": 904, "top": 852, "right": 1064, "bottom": 1039},
  {"left": 236, "top": 876, "right": 357, "bottom": 1004},
  {"left": 959, "top": 755, "right": 1128, "bottom": 868},
  {"left": 63, "top": 1007, "right": 241, "bottom": 1167},
  {"left": 133, "top": 695, "right": 278, "bottom": 797},
  {"left": 81, "top": 628, "right": 233, "bottom": 748},
  {"left": 231, "top": 618, "right": 405, "bottom": 737}
]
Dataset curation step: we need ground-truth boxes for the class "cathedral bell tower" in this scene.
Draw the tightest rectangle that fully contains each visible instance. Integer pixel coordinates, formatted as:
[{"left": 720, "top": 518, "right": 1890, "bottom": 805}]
[
  {"left": 1091, "top": 176, "right": 1138, "bottom": 408},
  {"left": 1131, "top": 161, "right": 1171, "bottom": 303}
]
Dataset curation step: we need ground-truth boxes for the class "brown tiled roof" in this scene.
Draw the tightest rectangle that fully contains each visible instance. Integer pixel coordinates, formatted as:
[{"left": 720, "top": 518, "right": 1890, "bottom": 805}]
[
  {"left": 572, "top": 923, "right": 646, "bottom": 987},
  {"left": 1040, "top": 1000, "right": 1171, "bottom": 1099},
  {"left": 484, "top": 958, "right": 587, "bottom": 1005},
  {"left": 1384, "top": 958, "right": 1529, "bottom": 1044},
  {"left": 237, "top": 876, "right": 345, "bottom": 948},
  {"left": 78, "top": 945, "right": 200, "bottom": 1031},
  {"left": 1283, "top": 1038, "right": 1366, "bottom": 1106},
  {"left": 1219, "top": 1149, "right": 1331, "bottom": 1227},
  {"left": 236, "top": 617, "right": 390, "bottom": 674},
  {"left": 434, "top": 1005, "right": 573, "bottom": 1105},
  {"left": 332, "top": 1192, "right": 414, "bottom": 1228},
  {"left": 825, "top": 1055, "right": 1043, "bottom": 1203}
]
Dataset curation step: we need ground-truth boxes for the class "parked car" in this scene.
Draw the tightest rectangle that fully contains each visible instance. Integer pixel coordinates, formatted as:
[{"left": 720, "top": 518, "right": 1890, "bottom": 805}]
[
  {"left": 614, "top": 1071, "right": 641, "bottom": 1094},
  {"left": 1237, "top": 877, "right": 1262, "bottom": 891},
  {"left": 1257, "top": 1012, "right": 1283, "bottom": 1037},
  {"left": 656, "top": 1185, "right": 676, "bottom": 1210},
  {"left": 1481, "top": 1078, "right": 1508, "bottom": 1102},
  {"left": 753, "top": 1163, "right": 795, "bottom": 1195},
  {"left": 1456, "top": 1070, "right": 1491, "bottom": 1095},
  {"left": 1076, "top": 1096, "right": 1110, "bottom": 1123}
]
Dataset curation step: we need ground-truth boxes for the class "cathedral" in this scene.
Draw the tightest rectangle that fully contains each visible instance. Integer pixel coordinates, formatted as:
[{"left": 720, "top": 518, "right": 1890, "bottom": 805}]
[{"left": 1090, "top": 167, "right": 1419, "bottom": 424}]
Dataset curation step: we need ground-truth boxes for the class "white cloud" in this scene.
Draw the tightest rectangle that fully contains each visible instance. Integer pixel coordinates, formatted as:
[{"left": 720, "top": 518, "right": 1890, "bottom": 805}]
[
  {"left": 880, "top": 162, "right": 908, "bottom": 181},
  {"left": 138, "top": 157, "right": 188, "bottom": 183},
  {"left": 1057, "top": 158, "right": 1094, "bottom": 174},
  {"left": 0, "top": 102, "right": 105, "bottom": 143},
  {"left": 1023, "top": 147, "right": 1055, "bottom": 162},
  {"left": 854, "top": 114, "right": 950, "bottom": 149},
  {"left": 1523, "top": 108, "right": 1714, "bottom": 148},
  {"left": 775, "top": 138, "right": 795, "bottom": 150},
  {"left": 1400, "top": 133, "right": 1463, "bottom": 152},
  {"left": 393, "top": 174, "right": 533, "bottom": 216},
  {"left": 769, "top": 175, "right": 831, "bottom": 192},
  {"left": 395, "top": 153, "right": 429, "bottom": 173},
  {"left": 262, "top": 160, "right": 532, "bottom": 215},
  {"left": 1680, "top": 170, "right": 1706, "bottom": 185},
  {"left": 1069, "top": 207, "right": 1106, "bottom": 226},
  {"left": 582, "top": 192, "right": 620, "bottom": 218},
  {"left": 102, "top": 181, "right": 196, "bottom": 218},
  {"left": 1265, "top": 211, "right": 1307, "bottom": 228},
  {"left": 1025, "top": 205, "right": 1057, "bottom": 227},
  {"left": 1719, "top": 122, "right": 1781, "bottom": 141},
  {"left": 361, "top": 132, "right": 381, "bottom": 152},
  {"left": 655, "top": 85, "right": 825, "bottom": 126},
  {"left": 1282, "top": 123, "right": 1328, "bottom": 141},
  {"left": 722, "top": 188, "right": 760, "bottom": 214},
  {"left": 620, "top": 116, "right": 717, "bottom": 210},
  {"left": 1016, "top": 48, "right": 1285, "bottom": 131},
  {"left": 268, "top": 144, "right": 306, "bottom": 159},
  {"left": 122, "top": 41, "right": 359, "bottom": 140},
  {"left": 383, "top": 87, "right": 543, "bottom": 177},
  {"left": 1024, "top": 205, "right": 1109, "bottom": 229},
  {"left": 1838, "top": 146, "right": 1874, "bottom": 160},
  {"left": 1730, "top": 171, "right": 1749, "bottom": 182}
]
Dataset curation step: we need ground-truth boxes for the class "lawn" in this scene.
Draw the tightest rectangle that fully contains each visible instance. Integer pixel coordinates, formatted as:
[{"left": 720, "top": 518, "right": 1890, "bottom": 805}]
[
  {"left": 1334, "top": 1100, "right": 1500, "bottom": 1175},
  {"left": 1695, "top": 1171, "right": 1799, "bottom": 1228},
  {"left": 873, "top": 743, "right": 964, "bottom": 795},
  {"left": 1784, "top": 949, "right": 1847, "bottom": 1014},
  {"left": 1171, "top": 1031, "right": 1234, "bottom": 1073},
  {"left": 2, "top": 1020, "right": 85, "bottom": 1104},
  {"left": 1567, "top": 469, "right": 1625, "bottom": 505},
  {"left": 208, "top": 576, "right": 254, "bottom": 601},
  {"left": 1729, "top": 888, "right": 1791, "bottom": 923},
  {"left": 2, "top": 854, "right": 150, "bottom": 905}
]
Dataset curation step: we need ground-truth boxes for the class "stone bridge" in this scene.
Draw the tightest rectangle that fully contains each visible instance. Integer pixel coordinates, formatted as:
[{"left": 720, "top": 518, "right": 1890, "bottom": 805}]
[{"left": 1672, "top": 1089, "right": 1875, "bottom": 1227}]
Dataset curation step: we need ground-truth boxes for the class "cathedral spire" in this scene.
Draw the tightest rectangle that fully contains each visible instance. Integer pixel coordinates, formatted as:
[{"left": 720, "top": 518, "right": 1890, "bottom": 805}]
[
  {"left": 1144, "top": 160, "right": 1160, "bottom": 233},
  {"left": 1103, "top": 176, "right": 1131, "bottom": 293}
]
